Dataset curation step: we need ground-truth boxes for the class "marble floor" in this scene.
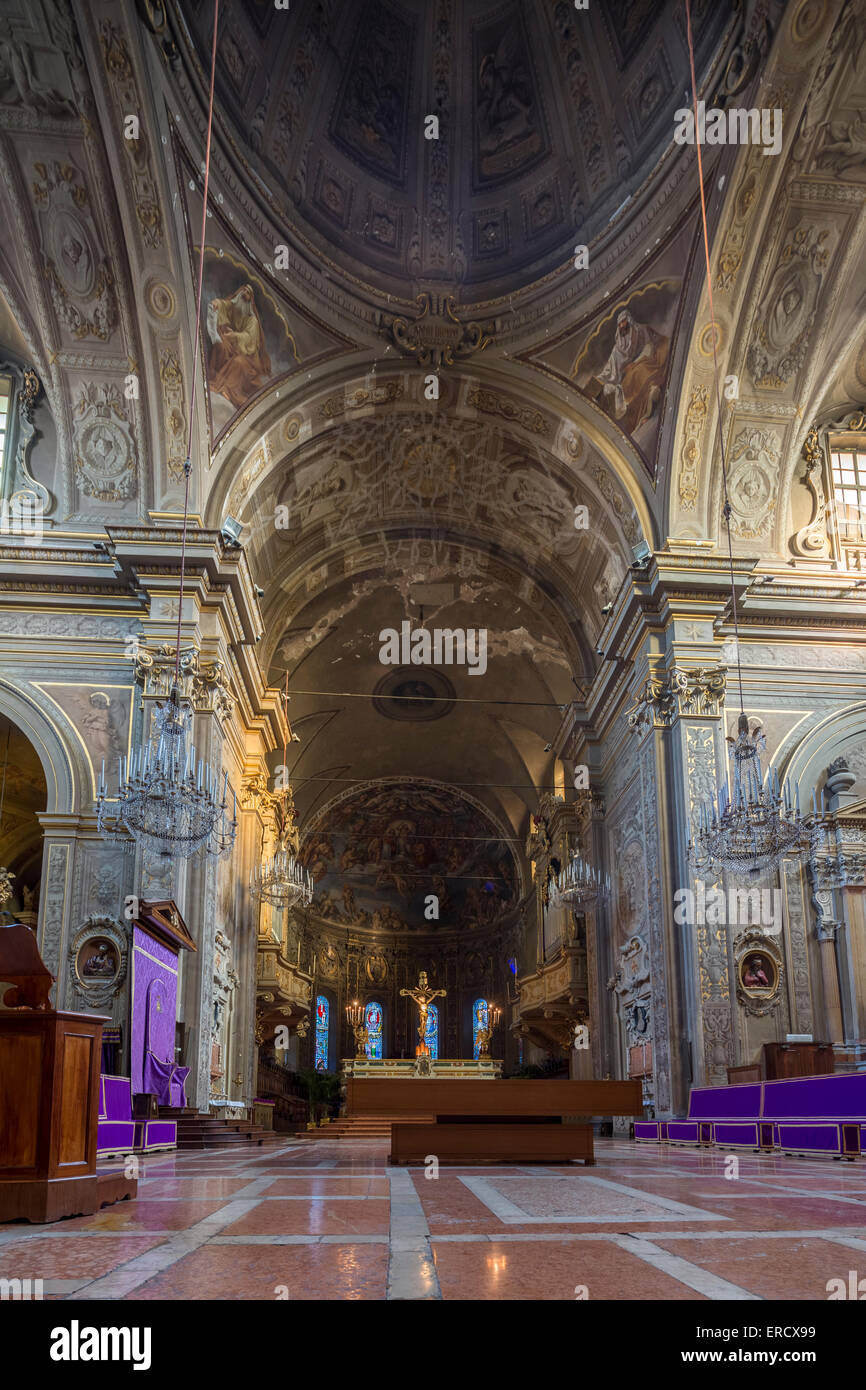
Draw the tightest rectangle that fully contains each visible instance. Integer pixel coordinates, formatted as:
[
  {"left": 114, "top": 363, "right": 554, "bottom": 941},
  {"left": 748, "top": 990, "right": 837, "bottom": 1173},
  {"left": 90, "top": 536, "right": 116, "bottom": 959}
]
[{"left": 3, "top": 1138, "right": 866, "bottom": 1300}]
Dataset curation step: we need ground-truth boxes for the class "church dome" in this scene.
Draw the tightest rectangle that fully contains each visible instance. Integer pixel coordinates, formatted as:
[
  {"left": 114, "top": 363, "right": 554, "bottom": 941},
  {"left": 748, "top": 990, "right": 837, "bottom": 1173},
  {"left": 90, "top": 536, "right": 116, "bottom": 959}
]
[{"left": 174, "top": 0, "right": 735, "bottom": 301}]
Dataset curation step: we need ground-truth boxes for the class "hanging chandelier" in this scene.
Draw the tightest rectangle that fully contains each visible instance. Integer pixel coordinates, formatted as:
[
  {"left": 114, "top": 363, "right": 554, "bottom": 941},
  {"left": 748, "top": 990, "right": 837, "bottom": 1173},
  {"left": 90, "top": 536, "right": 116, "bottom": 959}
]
[
  {"left": 249, "top": 672, "right": 313, "bottom": 909},
  {"left": 683, "top": 0, "right": 810, "bottom": 879},
  {"left": 555, "top": 853, "right": 610, "bottom": 907},
  {"left": 249, "top": 829, "right": 313, "bottom": 908},
  {"left": 689, "top": 713, "right": 810, "bottom": 879},
  {"left": 97, "top": 686, "right": 236, "bottom": 860},
  {"left": 97, "top": 0, "right": 235, "bottom": 865}
]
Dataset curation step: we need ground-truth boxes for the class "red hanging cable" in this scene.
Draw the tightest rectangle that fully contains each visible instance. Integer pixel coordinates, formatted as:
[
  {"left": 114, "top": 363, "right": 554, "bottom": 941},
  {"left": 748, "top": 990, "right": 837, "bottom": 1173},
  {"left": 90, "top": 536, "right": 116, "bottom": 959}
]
[
  {"left": 685, "top": 0, "right": 745, "bottom": 716},
  {"left": 174, "top": 0, "right": 220, "bottom": 690}
]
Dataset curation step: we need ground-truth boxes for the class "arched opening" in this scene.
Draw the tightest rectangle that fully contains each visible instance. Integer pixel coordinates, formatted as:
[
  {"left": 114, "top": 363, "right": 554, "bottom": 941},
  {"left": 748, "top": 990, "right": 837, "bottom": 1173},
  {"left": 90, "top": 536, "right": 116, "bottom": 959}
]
[{"left": 0, "top": 711, "right": 48, "bottom": 928}]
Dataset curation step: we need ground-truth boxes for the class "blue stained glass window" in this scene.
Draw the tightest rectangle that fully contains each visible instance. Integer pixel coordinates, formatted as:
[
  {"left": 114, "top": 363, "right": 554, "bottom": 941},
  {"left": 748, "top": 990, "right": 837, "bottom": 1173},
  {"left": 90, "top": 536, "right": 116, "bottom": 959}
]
[
  {"left": 424, "top": 1003, "right": 439, "bottom": 1060},
  {"left": 315, "top": 995, "right": 329, "bottom": 1070},
  {"left": 365, "top": 1002, "right": 383, "bottom": 1060},
  {"left": 472, "top": 998, "right": 488, "bottom": 1059}
]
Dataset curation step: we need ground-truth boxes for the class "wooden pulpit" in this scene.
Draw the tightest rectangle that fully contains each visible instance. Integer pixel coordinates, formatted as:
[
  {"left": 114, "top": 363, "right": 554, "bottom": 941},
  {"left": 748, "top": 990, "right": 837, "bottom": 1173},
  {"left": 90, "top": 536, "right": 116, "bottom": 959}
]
[{"left": 0, "top": 923, "right": 137, "bottom": 1223}]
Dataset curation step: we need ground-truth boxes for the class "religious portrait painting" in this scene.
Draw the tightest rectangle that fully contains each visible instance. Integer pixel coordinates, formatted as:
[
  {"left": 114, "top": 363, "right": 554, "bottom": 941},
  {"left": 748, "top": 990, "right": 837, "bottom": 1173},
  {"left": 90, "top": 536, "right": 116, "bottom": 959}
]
[
  {"left": 76, "top": 936, "right": 119, "bottom": 984},
  {"left": 739, "top": 951, "right": 777, "bottom": 997},
  {"left": 572, "top": 279, "right": 679, "bottom": 455},
  {"left": 200, "top": 249, "right": 299, "bottom": 435}
]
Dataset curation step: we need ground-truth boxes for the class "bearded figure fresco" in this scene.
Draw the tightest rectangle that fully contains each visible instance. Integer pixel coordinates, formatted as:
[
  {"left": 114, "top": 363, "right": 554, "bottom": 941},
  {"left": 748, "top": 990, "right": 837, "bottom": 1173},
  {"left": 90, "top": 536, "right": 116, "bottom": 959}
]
[
  {"left": 206, "top": 284, "right": 272, "bottom": 409},
  {"left": 591, "top": 309, "right": 669, "bottom": 436}
]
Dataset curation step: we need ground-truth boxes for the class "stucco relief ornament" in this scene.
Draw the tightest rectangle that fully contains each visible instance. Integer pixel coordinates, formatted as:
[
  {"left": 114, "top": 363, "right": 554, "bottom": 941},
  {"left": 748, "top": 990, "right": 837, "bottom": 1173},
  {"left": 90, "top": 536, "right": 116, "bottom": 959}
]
[
  {"left": 746, "top": 225, "right": 830, "bottom": 388},
  {"left": 33, "top": 162, "right": 117, "bottom": 342},
  {"left": 73, "top": 382, "right": 137, "bottom": 502},
  {"left": 725, "top": 427, "right": 779, "bottom": 539},
  {"left": 380, "top": 293, "right": 498, "bottom": 368},
  {"left": 793, "top": 424, "right": 829, "bottom": 557}
]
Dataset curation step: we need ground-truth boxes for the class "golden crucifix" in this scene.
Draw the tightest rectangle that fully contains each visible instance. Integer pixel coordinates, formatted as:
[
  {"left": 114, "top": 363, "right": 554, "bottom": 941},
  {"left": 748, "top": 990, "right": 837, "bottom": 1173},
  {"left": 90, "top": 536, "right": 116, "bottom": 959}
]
[{"left": 400, "top": 970, "right": 446, "bottom": 1055}]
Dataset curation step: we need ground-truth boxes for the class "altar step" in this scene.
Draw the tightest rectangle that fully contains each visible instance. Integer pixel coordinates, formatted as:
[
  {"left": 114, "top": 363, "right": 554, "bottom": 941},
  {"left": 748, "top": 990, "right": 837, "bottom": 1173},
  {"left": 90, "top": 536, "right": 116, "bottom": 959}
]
[
  {"left": 158, "top": 1107, "right": 285, "bottom": 1150},
  {"left": 295, "top": 1114, "right": 435, "bottom": 1140}
]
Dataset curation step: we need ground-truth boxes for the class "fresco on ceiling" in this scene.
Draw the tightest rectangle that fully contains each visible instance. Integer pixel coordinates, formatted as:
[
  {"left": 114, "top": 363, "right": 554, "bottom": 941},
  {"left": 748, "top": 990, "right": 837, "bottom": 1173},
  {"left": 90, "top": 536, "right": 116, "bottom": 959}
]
[
  {"left": 521, "top": 219, "right": 693, "bottom": 474},
  {"left": 329, "top": 0, "right": 415, "bottom": 184},
  {"left": 201, "top": 249, "right": 299, "bottom": 434},
  {"left": 299, "top": 781, "right": 517, "bottom": 932},
  {"left": 473, "top": 6, "right": 549, "bottom": 188},
  {"left": 184, "top": 165, "right": 352, "bottom": 443}
]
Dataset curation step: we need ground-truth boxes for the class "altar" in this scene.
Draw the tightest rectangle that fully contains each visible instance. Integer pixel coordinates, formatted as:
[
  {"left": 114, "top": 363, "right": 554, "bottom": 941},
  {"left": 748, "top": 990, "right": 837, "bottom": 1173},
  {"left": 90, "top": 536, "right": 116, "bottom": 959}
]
[{"left": 341, "top": 1056, "right": 502, "bottom": 1080}]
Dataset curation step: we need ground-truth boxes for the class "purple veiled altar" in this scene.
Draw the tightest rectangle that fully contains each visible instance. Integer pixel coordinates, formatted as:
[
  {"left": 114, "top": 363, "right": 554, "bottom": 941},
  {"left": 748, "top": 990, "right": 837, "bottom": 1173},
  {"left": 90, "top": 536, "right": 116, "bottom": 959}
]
[{"left": 130, "top": 901, "right": 196, "bottom": 1116}]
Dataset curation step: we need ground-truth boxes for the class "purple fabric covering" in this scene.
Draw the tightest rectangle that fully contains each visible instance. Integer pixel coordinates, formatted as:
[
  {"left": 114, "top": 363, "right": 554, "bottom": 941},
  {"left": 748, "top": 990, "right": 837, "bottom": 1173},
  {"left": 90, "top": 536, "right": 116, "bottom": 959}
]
[
  {"left": 103, "top": 1076, "right": 132, "bottom": 1120},
  {"left": 689, "top": 1082, "right": 762, "bottom": 1120},
  {"left": 133, "top": 1120, "right": 177, "bottom": 1151},
  {"left": 634, "top": 1122, "right": 660, "bottom": 1141},
  {"left": 667, "top": 1121, "right": 700, "bottom": 1142},
  {"left": 762, "top": 1073, "right": 866, "bottom": 1121},
  {"left": 97, "top": 1122, "right": 136, "bottom": 1155},
  {"left": 132, "top": 924, "right": 181, "bottom": 1099},
  {"left": 777, "top": 1122, "right": 842, "bottom": 1153},
  {"left": 713, "top": 1122, "right": 760, "bottom": 1147},
  {"left": 142, "top": 1053, "right": 190, "bottom": 1107}
]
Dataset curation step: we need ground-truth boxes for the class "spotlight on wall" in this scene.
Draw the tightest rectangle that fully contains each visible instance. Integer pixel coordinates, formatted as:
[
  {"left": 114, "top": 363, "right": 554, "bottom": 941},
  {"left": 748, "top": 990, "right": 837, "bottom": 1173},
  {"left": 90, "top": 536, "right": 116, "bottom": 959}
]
[
  {"left": 291, "top": 732, "right": 300, "bottom": 743},
  {"left": 595, "top": 646, "right": 604, "bottom": 656},
  {"left": 543, "top": 742, "right": 553, "bottom": 753},
  {"left": 254, "top": 584, "right": 265, "bottom": 598},
  {"left": 631, "top": 540, "right": 651, "bottom": 568},
  {"left": 220, "top": 515, "right": 244, "bottom": 547},
  {"left": 601, "top": 601, "right": 613, "bottom": 615}
]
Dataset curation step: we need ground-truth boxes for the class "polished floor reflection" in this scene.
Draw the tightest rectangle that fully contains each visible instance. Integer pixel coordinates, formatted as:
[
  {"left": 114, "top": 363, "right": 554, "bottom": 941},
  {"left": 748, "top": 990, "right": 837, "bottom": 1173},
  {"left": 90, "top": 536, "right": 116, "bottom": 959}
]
[{"left": 2, "top": 1138, "right": 866, "bottom": 1300}]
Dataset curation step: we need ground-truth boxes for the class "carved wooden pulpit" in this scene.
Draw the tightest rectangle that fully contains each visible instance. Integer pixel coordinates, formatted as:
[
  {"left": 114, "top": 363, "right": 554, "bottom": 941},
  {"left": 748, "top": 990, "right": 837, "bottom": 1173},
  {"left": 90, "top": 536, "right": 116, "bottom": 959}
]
[{"left": 0, "top": 922, "right": 137, "bottom": 1223}]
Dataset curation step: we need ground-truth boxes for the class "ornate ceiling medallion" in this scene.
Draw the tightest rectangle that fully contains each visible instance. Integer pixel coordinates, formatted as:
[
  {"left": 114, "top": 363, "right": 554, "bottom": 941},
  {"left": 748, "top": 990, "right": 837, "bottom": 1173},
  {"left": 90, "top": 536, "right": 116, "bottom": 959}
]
[{"left": 372, "top": 667, "right": 456, "bottom": 722}]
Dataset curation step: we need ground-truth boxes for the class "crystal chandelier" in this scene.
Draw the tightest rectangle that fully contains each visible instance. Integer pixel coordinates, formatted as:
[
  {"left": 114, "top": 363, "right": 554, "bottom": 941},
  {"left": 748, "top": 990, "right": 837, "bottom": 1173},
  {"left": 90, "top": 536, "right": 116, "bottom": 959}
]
[
  {"left": 249, "top": 673, "right": 313, "bottom": 909},
  {"left": 689, "top": 714, "right": 810, "bottom": 879},
  {"left": 97, "top": 686, "right": 236, "bottom": 860},
  {"left": 681, "top": 9, "right": 810, "bottom": 880},
  {"left": 96, "top": 6, "right": 236, "bottom": 866},
  {"left": 555, "top": 853, "right": 610, "bottom": 907}
]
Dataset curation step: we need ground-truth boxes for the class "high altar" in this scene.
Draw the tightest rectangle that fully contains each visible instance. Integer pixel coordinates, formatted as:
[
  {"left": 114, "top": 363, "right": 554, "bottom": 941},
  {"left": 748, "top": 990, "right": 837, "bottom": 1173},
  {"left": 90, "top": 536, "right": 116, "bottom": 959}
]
[{"left": 343, "top": 973, "right": 503, "bottom": 1079}]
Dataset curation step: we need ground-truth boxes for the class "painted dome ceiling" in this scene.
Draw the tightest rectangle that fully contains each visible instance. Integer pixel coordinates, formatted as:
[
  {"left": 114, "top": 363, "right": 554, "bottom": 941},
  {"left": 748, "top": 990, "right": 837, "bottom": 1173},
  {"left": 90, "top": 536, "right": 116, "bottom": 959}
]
[{"left": 175, "top": 0, "right": 734, "bottom": 300}]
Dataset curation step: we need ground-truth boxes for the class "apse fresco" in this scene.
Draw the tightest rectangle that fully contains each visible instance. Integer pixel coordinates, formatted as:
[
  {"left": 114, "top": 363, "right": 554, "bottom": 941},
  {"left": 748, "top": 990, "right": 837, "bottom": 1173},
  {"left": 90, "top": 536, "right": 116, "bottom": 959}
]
[{"left": 299, "top": 781, "right": 518, "bottom": 932}]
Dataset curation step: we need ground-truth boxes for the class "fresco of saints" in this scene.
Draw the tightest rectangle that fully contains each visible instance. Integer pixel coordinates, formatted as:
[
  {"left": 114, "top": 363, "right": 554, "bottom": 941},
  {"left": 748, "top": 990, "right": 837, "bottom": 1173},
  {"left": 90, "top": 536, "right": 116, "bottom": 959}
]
[
  {"left": 206, "top": 284, "right": 272, "bottom": 409},
  {"left": 591, "top": 309, "right": 669, "bottom": 436}
]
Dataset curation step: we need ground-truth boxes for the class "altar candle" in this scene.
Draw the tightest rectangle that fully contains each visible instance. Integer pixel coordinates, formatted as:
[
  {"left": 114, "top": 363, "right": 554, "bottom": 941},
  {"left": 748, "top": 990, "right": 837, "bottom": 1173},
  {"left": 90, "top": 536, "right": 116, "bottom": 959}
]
[
  {"left": 812, "top": 789, "right": 818, "bottom": 816},
  {"left": 100, "top": 758, "right": 105, "bottom": 791}
]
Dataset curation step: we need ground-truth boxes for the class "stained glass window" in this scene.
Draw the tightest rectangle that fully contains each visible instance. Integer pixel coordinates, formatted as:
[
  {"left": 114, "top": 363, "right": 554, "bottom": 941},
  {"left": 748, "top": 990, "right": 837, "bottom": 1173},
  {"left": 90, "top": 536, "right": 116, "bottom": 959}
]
[
  {"left": 424, "top": 1003, "right": 439, "bottom": 1060},
  {"left": 315, "top": 994, "right": 329, "bottom": 1070},
  {"left": 365, "top": 1002, "right": 383, "bottom": 1060},
  {"left": 472, "top": 998, "right": 488, "bottom": 1059}
]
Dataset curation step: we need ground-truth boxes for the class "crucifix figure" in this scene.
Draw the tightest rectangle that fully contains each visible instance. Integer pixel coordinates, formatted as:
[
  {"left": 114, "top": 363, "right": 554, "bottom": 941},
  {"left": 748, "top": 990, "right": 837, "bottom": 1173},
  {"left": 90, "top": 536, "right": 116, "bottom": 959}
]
[{"left": 400, "top": 970, "right": 446, "bottom": 1056}]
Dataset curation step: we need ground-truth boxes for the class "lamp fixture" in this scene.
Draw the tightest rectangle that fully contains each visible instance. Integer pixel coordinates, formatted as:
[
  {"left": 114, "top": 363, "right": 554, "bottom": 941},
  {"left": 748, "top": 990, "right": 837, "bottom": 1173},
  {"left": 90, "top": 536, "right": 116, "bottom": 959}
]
[
  {"left": 96, "top": 1, "right": 235, "bottom": 866},
  {"left": 555, "top": 853, "right": 610, "bottom": 908},
  {"left": 684, "top": 0, "right": 810, "bottom": 879}
]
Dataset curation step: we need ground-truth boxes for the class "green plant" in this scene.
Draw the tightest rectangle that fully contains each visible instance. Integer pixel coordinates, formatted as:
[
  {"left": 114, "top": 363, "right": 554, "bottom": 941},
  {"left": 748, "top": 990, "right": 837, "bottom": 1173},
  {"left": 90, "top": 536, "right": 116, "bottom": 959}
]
[{"left": 298, "top": 1068, "right": 342, "bottom": 1123}]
